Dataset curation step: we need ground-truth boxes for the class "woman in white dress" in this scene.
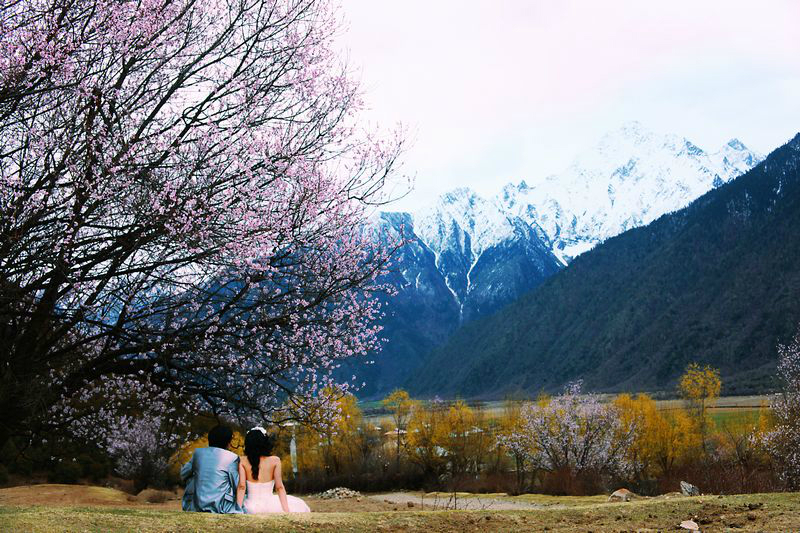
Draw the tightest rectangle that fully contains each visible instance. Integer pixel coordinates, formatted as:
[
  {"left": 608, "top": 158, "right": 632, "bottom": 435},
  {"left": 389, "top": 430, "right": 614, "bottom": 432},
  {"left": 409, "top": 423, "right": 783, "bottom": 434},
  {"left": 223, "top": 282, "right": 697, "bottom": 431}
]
[{"left": 236, "top": 427, "right": 310, "bottom": 513}]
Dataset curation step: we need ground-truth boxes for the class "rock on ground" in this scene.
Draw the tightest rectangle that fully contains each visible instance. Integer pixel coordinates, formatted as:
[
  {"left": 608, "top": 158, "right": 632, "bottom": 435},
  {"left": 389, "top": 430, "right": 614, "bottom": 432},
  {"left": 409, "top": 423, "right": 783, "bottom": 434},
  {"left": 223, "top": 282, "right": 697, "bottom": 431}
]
[
  {"left": 314, "top": 487, "right": 362, "bottom": 500},
  {"left": 608, "top": 488, "right": 637, "bottom": 502},
  {"left": 680, "top": 481, "right": 700, "bottom": 497}
]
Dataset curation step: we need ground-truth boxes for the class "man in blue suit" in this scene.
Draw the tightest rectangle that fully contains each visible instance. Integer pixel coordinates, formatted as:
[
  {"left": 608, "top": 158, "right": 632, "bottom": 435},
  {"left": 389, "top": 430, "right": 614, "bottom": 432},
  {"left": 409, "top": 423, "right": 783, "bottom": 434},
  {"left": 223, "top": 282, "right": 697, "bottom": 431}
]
[{"left": 181, "top": 425, "right": 243, "bottom": 513}]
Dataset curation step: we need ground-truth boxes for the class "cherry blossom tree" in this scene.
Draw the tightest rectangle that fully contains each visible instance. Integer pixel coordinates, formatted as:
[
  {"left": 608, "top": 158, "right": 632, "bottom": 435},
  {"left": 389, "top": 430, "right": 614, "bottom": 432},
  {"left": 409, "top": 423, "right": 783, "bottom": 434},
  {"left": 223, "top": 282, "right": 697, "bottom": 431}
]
[
  {"left": 0, "top": 0, "right": 404, "bottom": 448},
  {"left": 762, "top": 331, "right": 800, "bottom": 489},
  {"left": 55, "top": 375, "right": 197, "bottom": 490},
  {"left": 496, "top": 382, "right": 635, "bottom": 488}
]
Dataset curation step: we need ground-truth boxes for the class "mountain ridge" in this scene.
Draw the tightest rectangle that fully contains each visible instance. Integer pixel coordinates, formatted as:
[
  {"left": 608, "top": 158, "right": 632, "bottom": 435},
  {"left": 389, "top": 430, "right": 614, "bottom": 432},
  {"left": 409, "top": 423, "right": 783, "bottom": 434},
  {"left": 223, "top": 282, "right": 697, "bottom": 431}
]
[
  {"left": 406, "top": 133, "right": 800, "bottom": 398},
  {"left": 496, "top": 121, "right": 763, "bottom": 262}
]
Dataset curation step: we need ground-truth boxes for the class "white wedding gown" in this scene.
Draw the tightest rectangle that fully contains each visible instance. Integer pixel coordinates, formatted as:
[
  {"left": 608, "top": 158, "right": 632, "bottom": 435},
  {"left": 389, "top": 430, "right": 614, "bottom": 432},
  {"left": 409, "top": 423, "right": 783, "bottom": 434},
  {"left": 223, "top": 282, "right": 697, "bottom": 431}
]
[{"left": 243, "top": 480, "right": 311, "bottom": 514}]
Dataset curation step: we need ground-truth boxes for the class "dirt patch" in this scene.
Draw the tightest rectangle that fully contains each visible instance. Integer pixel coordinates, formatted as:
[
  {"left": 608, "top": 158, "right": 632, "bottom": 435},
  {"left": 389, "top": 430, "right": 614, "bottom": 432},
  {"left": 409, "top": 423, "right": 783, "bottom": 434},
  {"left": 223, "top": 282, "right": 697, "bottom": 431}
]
[
  {"left": 306, "top": 497, "right": 397, "bottom": 513},
  {"left": 369, "top": 492, "right": 549, "bottom": 511}
]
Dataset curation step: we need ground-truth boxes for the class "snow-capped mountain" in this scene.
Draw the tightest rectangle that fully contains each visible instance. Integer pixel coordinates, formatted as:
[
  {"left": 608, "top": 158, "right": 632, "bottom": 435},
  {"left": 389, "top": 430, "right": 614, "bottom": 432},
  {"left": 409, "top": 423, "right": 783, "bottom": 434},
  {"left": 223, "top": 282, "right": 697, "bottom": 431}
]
[
  {"left": 349, "top": 212, "right": 462, "bottom": 397},
  {"left": 353, "top": 204, "right": 559, "bottom": 397},
  {"left": 412, "top": 188, "right": 558, "bottom": 320},
  {"left": 497, "top": 122, "right": 763, "bottom": 263},
  {"left": 355, "top": 122, "right": 763, "bottom": 398},
  {"left": 376, "top": 191, "right": 560, "bottom": 324}
]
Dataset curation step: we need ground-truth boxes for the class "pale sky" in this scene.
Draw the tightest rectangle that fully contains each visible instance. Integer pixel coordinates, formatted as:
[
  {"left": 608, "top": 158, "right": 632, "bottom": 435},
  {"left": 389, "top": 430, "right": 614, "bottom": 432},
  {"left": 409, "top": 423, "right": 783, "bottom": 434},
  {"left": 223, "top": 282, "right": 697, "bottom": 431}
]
[{"left": 336, "top": 0, "right": 800, "bottom": 210}]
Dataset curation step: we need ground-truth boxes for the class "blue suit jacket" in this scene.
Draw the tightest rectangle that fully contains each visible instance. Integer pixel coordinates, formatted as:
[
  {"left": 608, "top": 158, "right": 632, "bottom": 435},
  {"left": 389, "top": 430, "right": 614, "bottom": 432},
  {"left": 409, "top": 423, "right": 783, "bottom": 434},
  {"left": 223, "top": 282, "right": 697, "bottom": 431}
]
[{"left": 181, "top": 447, "right": 242, "bottom": 513}]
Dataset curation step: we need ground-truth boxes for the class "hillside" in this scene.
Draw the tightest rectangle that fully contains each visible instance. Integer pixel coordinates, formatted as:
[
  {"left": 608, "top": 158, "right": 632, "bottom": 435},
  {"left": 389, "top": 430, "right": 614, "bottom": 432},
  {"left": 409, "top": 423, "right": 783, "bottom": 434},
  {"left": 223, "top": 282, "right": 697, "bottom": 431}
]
[{"left": 409, "top": 134, "right": 800, "bottom": 398}]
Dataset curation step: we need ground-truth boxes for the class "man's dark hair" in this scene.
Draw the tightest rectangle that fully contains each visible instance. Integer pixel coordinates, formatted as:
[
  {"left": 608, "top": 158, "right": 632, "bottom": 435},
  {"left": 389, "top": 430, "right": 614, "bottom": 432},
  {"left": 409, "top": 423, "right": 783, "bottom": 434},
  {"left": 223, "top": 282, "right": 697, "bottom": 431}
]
[{"left": 208, "top": 425, "right": 234, "bottom": 449}]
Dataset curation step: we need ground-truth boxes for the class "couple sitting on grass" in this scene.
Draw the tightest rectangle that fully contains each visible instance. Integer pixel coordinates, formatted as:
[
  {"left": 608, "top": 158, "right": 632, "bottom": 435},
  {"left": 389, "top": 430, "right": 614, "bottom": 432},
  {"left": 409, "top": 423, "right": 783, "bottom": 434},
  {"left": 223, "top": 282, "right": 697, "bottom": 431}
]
[{"left": 181, "top": 425, "right": 310, "bottom": 514}]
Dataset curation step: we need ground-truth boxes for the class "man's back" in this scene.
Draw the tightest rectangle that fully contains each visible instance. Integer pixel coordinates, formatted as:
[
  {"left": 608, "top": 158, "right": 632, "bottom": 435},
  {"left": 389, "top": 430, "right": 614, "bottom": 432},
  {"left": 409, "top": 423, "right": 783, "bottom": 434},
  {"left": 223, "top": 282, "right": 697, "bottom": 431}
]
[{"left": 181, "top": 446, "right": 242, "bottom": 513}]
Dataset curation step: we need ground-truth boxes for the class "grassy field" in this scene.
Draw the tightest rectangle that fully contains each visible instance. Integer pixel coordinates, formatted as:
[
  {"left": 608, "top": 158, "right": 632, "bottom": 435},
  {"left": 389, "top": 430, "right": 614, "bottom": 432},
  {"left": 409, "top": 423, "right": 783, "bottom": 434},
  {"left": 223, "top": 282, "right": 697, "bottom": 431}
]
[
  {"left": 1, "top": 485, "right": 799, "bottom": 532},
  {"left": 364, "top": 395, "right": 774, "bottom": 429},
  {"left": 709, "top": 408, "right": 763, "bottom": 428},
  {"left": 2, "top": 493, "right": 800, "bottom": 532}
]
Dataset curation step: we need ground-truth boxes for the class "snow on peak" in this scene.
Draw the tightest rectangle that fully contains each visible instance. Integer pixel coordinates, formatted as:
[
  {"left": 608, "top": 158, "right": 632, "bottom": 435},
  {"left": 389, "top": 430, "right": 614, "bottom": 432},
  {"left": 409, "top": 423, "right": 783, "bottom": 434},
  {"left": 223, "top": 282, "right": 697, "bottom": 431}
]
[
  {"left": 388, "top": 123, "right": 762, "bottom": 271},
  {"left": 414, "top": 187, "right": 527, "bottom": 259},
  {"left": 496, "top": 123, "right": 763, "bottom": 262},
  {"left": 713, "top": 139, "right": 763, "bottom": 179},
  {"left": 615, "top": 120, "right": 649, "bottom": 140},
  {"left": 726, "top": 138, "right": 747, "bottom": 151}
]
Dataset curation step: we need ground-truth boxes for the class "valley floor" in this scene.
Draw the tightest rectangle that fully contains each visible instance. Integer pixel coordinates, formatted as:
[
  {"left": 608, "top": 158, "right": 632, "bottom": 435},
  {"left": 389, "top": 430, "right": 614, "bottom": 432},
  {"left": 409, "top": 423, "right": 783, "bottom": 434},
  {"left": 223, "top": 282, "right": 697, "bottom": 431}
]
[{"left": 1, "top": 485, "right": 799, "bottom": 532}]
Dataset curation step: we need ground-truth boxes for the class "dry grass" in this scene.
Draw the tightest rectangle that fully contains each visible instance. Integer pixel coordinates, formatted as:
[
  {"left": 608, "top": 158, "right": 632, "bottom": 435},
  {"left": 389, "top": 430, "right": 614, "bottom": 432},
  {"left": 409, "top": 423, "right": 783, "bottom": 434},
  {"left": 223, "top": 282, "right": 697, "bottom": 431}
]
[
  {"left": 0, "top": 484, "right": 400, "bottom": 513},
  {"left": 0, "top": 484, "right": 152, "bottom": 507},
  {"left": 0, "top": 485, "right": 799, "bottom": 532}
]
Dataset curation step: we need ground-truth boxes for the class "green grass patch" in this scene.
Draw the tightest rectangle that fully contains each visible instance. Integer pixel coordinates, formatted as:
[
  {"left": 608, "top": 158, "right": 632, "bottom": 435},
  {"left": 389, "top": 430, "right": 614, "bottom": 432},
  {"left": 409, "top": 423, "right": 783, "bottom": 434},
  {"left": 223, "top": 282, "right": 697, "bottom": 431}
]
[{"left": 710, "top": 407, "right": 762, "bottom": 429}]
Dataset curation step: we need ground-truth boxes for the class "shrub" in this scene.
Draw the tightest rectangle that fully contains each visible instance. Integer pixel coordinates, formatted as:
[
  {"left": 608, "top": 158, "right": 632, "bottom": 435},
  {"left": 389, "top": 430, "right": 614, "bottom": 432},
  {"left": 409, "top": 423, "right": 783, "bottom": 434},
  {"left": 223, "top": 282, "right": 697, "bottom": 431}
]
[
  {"left": 762, "top": 331, "right": 800, "bottom": 489},
  {"left": 10, "top": 459, "right": 32, "bottom": 477},
  {"left": 139, "top": 489, "right": 171, "bottom": 503},
  {"left": 107, "top": 414, "right": 188, "bottom": 492},
  {"left": 496, "top": 381, "right": 635, "bottom": 494},
  {"left": 74, "top": 454, "right": 109, "bottom": 482},
  {"left": 50, "top": 461, "right": 82, "bottom": 484},
  {"left": 86, "top": 461, "right": 110, "bottom": 483}
]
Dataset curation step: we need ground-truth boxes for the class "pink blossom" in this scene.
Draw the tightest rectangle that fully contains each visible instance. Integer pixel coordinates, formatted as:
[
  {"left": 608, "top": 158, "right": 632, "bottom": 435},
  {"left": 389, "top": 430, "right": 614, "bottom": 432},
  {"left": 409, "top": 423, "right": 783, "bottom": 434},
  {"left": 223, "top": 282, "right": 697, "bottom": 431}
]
[{"left": 1, "top": 0, "right": 406, "bottom": 442}]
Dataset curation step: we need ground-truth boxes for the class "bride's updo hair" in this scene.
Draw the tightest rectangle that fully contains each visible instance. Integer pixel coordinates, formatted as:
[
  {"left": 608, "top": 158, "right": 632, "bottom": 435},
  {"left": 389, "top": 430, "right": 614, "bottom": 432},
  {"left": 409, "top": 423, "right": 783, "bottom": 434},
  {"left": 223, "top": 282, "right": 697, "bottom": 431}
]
[{"left": 244, "top": 429, "right": 275, "bottom": 480}]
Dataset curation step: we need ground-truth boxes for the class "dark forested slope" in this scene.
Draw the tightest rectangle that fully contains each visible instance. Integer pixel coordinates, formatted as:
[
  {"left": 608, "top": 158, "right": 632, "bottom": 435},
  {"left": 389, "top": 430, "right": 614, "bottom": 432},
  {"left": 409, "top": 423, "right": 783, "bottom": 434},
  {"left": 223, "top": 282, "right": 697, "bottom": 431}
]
[{"left": 409, "top": 134, "right": 800, "bottom": 397}]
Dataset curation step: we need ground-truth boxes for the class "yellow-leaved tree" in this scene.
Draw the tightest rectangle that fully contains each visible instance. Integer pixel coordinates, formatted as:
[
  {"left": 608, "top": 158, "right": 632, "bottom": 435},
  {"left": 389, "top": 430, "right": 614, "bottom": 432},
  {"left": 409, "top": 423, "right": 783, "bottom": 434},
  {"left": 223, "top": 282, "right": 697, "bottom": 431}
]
[
  {"left": 407, "top": 400, "right": 448, "bottom": 477},
  {"left": 440, "top": 400, "right": 480, "bottom": 476},
  {"left": 295, "top": 388, "right": 363, "bottom": 476},
  {"left": 679, "top": 362, "right": 721, "bottom": 452},
  {"left": 614, "top": 393, "right": 659, "bottom": 479},
  {"left": 615, "top": 393, "right": 700, "bottom": 479},
  {"left": 653, "top": 408, "right": 699, "bottom": 476},
  {"left": 381, "top": 389, "right": 415, "bottom": 471}
]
